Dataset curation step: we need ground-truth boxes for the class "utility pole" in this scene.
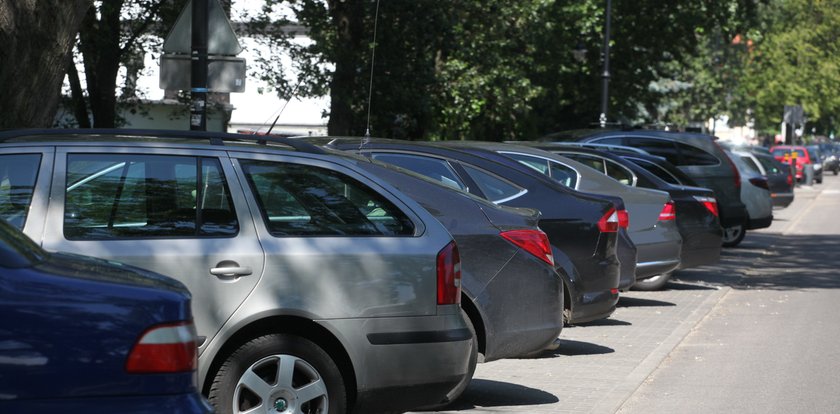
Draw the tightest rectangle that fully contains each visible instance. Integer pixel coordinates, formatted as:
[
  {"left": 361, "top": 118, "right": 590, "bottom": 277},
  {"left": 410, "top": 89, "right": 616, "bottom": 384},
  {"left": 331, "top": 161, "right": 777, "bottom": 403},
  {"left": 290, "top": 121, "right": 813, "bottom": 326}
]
[
  {"left": 599, "top": 0, "right": 612, "bottom": 128},
  {"left": 190, "top": 0, "right": 208, "bottom": 131}
]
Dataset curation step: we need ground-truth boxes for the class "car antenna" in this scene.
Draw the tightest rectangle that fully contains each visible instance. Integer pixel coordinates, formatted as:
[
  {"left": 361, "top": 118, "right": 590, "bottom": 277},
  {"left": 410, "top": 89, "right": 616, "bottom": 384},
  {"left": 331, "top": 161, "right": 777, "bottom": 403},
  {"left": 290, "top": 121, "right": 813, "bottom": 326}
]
[
  {"left": 258, "top": 78, "right": 305, "bottom": 137},
  {"left": 362, "top": 0, "right": 381, "bottom": 145}
]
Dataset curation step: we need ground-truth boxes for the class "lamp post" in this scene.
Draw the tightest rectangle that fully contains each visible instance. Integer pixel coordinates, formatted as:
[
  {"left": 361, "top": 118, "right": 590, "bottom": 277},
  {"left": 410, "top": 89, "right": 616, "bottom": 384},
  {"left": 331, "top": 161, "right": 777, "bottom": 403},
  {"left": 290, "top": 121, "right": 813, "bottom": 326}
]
[{"left": 599, "top": 0, "right": 612, "bottom": 128}]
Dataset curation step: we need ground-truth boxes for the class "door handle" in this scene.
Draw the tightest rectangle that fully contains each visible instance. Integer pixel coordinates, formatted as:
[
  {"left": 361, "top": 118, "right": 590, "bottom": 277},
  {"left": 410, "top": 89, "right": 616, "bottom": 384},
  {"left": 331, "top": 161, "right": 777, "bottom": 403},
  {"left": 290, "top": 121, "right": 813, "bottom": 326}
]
[{"left": 210, "top": 261, "right": 253, "bottom": 278}]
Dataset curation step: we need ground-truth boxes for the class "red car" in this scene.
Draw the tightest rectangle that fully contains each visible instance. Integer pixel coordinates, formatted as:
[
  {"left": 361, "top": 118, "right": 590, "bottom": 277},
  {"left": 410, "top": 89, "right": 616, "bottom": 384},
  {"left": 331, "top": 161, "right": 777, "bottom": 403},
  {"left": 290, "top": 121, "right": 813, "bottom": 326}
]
[{"left": 769, "top": 145, "right": 813, "bottom": 181}]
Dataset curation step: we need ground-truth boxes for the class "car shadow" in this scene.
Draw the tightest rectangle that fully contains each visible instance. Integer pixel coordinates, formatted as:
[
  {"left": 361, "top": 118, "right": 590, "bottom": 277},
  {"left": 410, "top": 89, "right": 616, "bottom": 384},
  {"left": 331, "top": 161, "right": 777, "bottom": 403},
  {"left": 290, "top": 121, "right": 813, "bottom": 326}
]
[
  {"left": 664, "top": 281, "right": 718, "bottom": 291},
  {"left": 573, "top": 317, "right": 632, "bottom": 327},
  {"left": 435, "top": 379, "right": 559, "bottom": 411},
  {"left": 617, "top": 297, "right": 676, "bottom": 307}
]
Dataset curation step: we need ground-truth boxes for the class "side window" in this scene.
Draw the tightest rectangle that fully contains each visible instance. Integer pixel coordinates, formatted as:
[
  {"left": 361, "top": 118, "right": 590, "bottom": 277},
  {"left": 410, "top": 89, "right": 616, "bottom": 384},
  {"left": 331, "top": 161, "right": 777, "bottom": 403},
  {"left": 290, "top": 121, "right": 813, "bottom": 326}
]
[
  {"left": 65, "top": 154, "right": 238, "bottom": 239},
  {"left": 240, "top": 160, "right": 414, "bottom": 237},
  {"left": 628, "top": 138, "right": 680, "bottom": 165},
  {"left": 605, "top": 160, "right": 635, "bottom": 185},
  {"left": 548, "top": 161, "right": 578, "bottom": 188},
  {"left": 504, "top": 153, "right": 549, "bottom": 175},
  {"left": 756, "top": 156, "right": 782, "bottom": 174},
  {"left": 0, "top": 154, "right": 41, "bottom": 230},
  {"left": 630, "top": 158, "right": 682, "bottom": 185},
  {"left": 460, "top": 164, "right": 525, "bottom": 203},
  {"left": 371, "top": 153, "right": 466, "bottom": 191},
  {"left": 563, "top": 153, "right": 606, "bottom": 174},
  {"left": 677, "top": 142, "right": 719, "bottom": 166},
  {"left": 592, "top": 137, "right": 623, "bottom": 145},
  {"left": 739, "top": 156, "right": 762, "bottom": 174}
]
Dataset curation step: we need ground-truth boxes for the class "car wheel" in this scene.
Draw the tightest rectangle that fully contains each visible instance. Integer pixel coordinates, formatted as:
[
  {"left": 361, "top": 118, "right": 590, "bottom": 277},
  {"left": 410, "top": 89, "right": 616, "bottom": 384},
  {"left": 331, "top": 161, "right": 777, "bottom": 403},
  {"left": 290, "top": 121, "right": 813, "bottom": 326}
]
[
  {"left": 833, "top": 168, "right": 838, "bottom": 176},
  {"left": 208, "top": 334, "right": 347, "bottom": 414},
  {"left": 817, "top": 177, "right": 823, "bottom": 184},
  {"left": 722, "top": 224, "right": 746, "bottom": 247},
  {"left": 631, "top": 272, "right": 672, "bottom": 291}
]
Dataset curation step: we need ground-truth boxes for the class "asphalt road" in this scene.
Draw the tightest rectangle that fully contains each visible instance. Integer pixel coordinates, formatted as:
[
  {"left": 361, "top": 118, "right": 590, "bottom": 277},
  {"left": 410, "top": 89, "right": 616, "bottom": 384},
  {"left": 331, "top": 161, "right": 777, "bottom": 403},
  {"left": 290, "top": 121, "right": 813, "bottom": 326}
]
[{"left": 412, "top": 173, "right": 840, "bottom": 414}]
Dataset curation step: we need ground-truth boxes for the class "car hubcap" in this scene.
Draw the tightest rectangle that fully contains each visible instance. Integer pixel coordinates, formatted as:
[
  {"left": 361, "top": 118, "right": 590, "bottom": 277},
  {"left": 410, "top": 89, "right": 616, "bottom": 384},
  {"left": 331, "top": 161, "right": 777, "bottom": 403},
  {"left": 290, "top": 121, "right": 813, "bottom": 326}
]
[
  {"left": 723, "top": 225, "right": 743, "bottom": 243},
  {"left": 234, "top": 354, "right": 328, "bottom": 414}
]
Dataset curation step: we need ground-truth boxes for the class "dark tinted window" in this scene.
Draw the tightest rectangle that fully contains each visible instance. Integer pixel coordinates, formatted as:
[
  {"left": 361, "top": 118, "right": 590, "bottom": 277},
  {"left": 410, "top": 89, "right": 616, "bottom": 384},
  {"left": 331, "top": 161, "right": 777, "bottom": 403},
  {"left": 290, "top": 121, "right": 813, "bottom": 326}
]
[
  {"left": 548, "top": 161, "right": 578, "bottom": 188},
  {"left": 65, "top": 154, "right": 238, "bottom": 239},
  {"left": 605, "top": 160, "right": 635, "bottom": 185},
  {"left": 460, "top": 164, "right": 526, "bottom": 203},
  {"left": 677, "top": 142, "right": 719, "bottom": 166},
  {"left": 625, "top": 138, "right": 680, "bottom": 165},
  {"left": 0, "top": 154, "right": 41, "bottom": 230},
  {"left": 738, "top": 155, "right": 762, "bottom": 174},
  {"left": 629, "top": 158, "right": 682, "bottom": 185},
  {"left": 755, "top": 155, "right": 783, "bottom": 174},
  {"left": 371, "top": 153, "right": 466, "bottom": 191},
  {"left": 562, "top": 153, "right": 606, "bottom": 173},
  {"left": 241, "top": 161, "right": 414, "bottom": 237}
]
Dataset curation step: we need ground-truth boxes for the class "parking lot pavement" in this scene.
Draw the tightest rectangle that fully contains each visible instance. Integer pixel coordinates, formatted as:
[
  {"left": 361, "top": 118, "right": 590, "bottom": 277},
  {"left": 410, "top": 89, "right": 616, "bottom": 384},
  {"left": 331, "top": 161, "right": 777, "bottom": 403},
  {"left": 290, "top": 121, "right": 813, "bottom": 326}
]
[{"left": 411, "top": 282, "right": 728, "bottom": 414}]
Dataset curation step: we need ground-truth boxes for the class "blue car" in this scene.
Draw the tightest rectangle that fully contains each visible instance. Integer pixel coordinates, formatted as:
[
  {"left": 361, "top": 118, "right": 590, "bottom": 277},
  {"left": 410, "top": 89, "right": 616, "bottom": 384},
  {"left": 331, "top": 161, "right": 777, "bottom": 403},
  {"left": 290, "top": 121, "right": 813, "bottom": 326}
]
[{"left": 0, "top": 220, "right": 213, "bottom": 414}]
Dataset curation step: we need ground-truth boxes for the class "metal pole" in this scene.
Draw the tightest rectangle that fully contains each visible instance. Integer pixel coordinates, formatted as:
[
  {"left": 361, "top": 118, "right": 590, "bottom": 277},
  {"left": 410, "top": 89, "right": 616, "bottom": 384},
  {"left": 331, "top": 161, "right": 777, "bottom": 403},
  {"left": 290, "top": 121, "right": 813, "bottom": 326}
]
[
  {"left": 190, "top": 0, "right": 209, "bottom": 131},
  {"left": 599, "top": 0, "right": 612, "bottom": 128}
]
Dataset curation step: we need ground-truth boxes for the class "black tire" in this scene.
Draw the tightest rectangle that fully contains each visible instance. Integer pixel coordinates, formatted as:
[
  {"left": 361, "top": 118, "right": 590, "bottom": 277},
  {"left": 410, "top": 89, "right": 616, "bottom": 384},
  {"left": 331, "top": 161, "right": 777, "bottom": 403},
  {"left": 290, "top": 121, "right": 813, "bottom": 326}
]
[
  {"left": 631, "top": 272, "right": 672, "bottom": 291},
  {"left": 208, "top": 334, "right": 347, "bottom": 414},
  {"left": 833, "top": 168, "right": 838, "bottom": 176},
  {"left": 722, "top": 224, "right": 746, "bottom": 247},
  {"left": 421, "top": 310, "right": 477, "bottom": 409}
]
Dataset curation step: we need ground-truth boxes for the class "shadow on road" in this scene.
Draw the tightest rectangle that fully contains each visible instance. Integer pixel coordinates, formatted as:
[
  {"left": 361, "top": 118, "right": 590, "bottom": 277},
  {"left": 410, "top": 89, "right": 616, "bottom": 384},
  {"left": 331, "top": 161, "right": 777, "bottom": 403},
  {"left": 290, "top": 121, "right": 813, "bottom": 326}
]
[
  {"left": 618, "top": 297, "right": 676, "bottom": 307},
  {"left": 437, "top": 379, "right": 559, "bottom": 411},
  {"left": 574, "top": 317, "right": 632, "bottom": 327},
  {"left": 664, "top": 281, "right": 718, "bottom": 291},
  {"left": 674, "top": 232, "right": 840, "bottom": 291}
]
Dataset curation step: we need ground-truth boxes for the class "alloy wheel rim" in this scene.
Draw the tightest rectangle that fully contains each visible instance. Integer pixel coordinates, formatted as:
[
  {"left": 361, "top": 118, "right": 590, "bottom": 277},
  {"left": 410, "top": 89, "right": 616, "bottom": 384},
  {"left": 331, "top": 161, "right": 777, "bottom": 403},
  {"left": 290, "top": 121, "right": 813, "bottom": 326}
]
[
  {"left": 234, "top": 354, "right": 328, "bottom": 414},
  {"left": 722, "top": 225, "right": 743, "bottom": 243}
]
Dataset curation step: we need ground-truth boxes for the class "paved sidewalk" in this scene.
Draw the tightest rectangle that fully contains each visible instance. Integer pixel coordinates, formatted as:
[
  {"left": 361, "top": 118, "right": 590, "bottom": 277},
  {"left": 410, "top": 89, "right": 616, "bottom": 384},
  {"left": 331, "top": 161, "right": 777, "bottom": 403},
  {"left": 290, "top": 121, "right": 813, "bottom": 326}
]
[{"left": 412, "top": 281, "right": 729, "bottom": 414}]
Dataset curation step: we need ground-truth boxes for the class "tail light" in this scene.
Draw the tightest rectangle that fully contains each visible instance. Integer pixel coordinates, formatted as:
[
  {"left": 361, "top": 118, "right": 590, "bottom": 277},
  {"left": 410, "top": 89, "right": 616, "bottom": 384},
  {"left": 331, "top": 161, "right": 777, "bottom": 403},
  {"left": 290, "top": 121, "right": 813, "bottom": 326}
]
[
  {"left": 500, "top": 229, "right": 555, "bottom": 266},
  {"left": 126, "top": 321, "right": 198, "bottom": 373},
  {"left": 713, "top": 140, "right": 741, "bottom": 190},
  {"left": 437, "top": 241, "right": 462, "bottom": 305},
  {"left": 749, "top": 177, "right": 769, "bottom": 190},
  {"left": 658, "top": 201, "right": 676, "bottom": 221},
  {"left": 693, "top": 196, "right": 719, "bottom": 217},
  {"left": 617, "top": 209, "right": 630, "bottom": 229},
  {"left": 597, "top": 207, "right": 620, "bottom": 233},
  {"left": 786, "top": 173, "right": 793, "bottom": 186}
]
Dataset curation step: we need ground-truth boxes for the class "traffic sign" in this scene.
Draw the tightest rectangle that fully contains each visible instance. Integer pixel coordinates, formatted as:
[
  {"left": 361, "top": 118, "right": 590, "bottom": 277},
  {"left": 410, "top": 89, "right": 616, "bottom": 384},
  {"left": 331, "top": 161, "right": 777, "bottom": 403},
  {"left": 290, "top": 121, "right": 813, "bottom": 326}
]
[
  {"left": 162, "top": 0, "right": 243, "bottom": 55},
  {"left": 159, "top": 55, "right": 246, "bottom": 92}
]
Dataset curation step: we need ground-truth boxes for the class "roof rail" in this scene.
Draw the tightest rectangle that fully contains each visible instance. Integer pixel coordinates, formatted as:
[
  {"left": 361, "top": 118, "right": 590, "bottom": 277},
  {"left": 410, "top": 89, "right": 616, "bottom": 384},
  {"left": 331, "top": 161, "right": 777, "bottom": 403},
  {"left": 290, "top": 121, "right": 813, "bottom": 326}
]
[{"left": 0, "top": 128, "right": 326, "bottom": 154}]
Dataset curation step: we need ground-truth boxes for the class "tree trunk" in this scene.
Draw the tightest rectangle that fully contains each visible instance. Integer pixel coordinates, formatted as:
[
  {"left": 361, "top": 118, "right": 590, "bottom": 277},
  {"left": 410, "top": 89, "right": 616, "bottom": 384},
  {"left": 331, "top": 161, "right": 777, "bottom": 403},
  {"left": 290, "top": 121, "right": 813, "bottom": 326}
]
[
  {"left": 0, "top": 0, "right": 92, "bottom": 128},
  {"left": 327, "top": 0, "right": 366, "bottom": 136},
  {"left": 78, "top": 1, "right": 123, "bottom": 128}
]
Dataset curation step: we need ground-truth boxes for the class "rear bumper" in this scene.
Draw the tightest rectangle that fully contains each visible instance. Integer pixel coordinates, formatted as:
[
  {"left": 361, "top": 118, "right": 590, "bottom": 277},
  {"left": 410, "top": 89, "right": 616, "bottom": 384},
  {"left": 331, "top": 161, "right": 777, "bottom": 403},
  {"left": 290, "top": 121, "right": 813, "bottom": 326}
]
[
  {"left": 569, "top": 289, "right": 619, "bottom": 324},
  {"left": 326, "top": 312, "right": 472, "bottom": 412},
  {"left": 771, "top": 192, "right": 794, "bottom": 208},
  {"left": 747, "top": 215, "right": 773, "bottom": 230}
]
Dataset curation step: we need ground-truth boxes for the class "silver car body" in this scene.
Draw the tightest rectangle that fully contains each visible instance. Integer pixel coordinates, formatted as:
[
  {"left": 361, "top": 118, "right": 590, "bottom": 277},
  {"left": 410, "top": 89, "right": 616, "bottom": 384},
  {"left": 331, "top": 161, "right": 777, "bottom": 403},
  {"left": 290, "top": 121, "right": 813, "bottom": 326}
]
[
  {"left": 1, "top": 132, "right": 471, "bottom": 412},
  {"left": 729, "top": 150, "right": 774, "bottom": 228}
]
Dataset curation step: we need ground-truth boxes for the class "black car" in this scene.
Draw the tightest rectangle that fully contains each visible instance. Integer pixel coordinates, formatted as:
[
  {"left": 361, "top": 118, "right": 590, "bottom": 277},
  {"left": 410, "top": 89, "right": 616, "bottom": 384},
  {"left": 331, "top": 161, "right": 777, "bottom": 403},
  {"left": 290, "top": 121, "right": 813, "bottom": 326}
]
[
  {"left": 531, "top": 143, "right": 723, "bottom": 275},
  {"left": 313, "top": 137, "right": 622, "bottom": 325},
  {"left": 542, "top": 129, "right": 751, "bottom": 247}
]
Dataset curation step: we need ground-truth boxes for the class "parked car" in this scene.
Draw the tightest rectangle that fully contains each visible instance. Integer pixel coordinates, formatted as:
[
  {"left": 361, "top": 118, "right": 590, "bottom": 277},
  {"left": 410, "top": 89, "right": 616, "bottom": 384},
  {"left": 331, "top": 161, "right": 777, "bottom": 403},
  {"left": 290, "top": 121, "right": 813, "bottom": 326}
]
[
  {"left": 458, "top": 141, "right": 683, "bottom": 291},
  {"left": 314, "top": 137, "right": 622, "bottom": 325},
  {"left": 818, "top": 142, "right": 839, "bottom": 175},
  {"left": 0, "top": 129, "right": 473, "bottom": 414},
  {"left": 731, "top": 148, "right": 794, "bottom": 209},
  {"left": 806, "top": 145, "right": 825, "bottom": 183},
  {"left": 725, "top": 149, "right": 773, "bottom": 245},
  {"left": 769, "top": 144, "right": 822, "bottom": 184},
  {"left": 0, "top": 220, "right": 213, "bottom": 413},
  {"left": 528, "top": 143, "right": 722, "bottom": 276},
  {"left": 345, "top": 152, "right": 564, "bottom": 404},
  {"left": 543, "top": 129, "right": 750, "bottom": 247}
]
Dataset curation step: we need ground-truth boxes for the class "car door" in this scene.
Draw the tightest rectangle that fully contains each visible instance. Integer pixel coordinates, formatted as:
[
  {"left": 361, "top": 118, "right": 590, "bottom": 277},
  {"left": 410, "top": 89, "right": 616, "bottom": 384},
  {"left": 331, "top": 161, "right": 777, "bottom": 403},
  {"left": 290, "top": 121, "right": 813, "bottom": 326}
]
[
  {"left": 228, "top": 151, "right": 438, "bottom": 318},
  {"left": 40, "top": 146, "right": 265, "bottom": 352}
]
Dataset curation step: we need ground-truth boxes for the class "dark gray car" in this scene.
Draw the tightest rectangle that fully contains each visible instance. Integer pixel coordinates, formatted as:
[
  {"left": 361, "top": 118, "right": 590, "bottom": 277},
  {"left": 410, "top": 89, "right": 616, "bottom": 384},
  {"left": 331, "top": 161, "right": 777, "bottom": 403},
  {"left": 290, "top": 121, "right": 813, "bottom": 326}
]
[
  {"left": 1, "top": 129, "right": 473, "bottom": 414},
  {"left": 347, "top": 154, "right": 564, "bottom": 405}
]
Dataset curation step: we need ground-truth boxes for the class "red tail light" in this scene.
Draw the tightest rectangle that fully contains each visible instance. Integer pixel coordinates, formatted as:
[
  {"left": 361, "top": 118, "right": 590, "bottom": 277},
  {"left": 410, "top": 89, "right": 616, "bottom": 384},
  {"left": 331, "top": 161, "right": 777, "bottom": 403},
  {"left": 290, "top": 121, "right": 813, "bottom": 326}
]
[
  {"left": 125, "top": 321, "right": 198, "bottom": 373},
  {"left": 786, "top": 173, "right": 793, "bottom": 186},
  {"left": 597, "top": 208, "right": 620, "bottom": 233},
  {"left": 500, "top": 229, "right": 555, "bottom": 266},
  {"left": 658, "top": 201, "right": 676, "bottom": 221},
  {"left": 693, "top": 196, "right": 719, "bottom": 217},
  {"left": 437, "top": 241, "right": 462, "bottom": 305},
  {"left": 617, "top": 209, "right": 630, "bottom": 229},
  {"left": 748, "top": 177, "right": 769, "bottom": 190}
]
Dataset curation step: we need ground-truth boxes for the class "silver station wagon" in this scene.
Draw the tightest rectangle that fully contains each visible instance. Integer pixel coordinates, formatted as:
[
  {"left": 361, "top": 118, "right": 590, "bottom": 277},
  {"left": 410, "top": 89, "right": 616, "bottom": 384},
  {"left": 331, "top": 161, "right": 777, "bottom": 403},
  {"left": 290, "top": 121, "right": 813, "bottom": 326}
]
[{"left": 0, "top": 129, "right": 473, "bottom": 414}]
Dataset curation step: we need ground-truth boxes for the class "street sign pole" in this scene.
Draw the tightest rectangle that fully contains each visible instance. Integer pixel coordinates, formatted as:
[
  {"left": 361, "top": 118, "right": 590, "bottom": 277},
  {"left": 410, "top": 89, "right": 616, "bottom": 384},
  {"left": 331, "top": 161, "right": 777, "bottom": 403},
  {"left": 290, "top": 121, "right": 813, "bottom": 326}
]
[{"left": 190, "top": 0, "right": 208, "bottom": 131}]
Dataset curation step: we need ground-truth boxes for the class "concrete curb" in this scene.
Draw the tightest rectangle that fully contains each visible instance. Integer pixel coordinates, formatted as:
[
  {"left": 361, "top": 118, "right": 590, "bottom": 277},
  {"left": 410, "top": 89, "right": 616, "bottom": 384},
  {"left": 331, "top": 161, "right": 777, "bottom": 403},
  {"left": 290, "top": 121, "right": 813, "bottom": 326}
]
[{"left": 591, "top": 285, "right": 731, "bottom": 414}]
